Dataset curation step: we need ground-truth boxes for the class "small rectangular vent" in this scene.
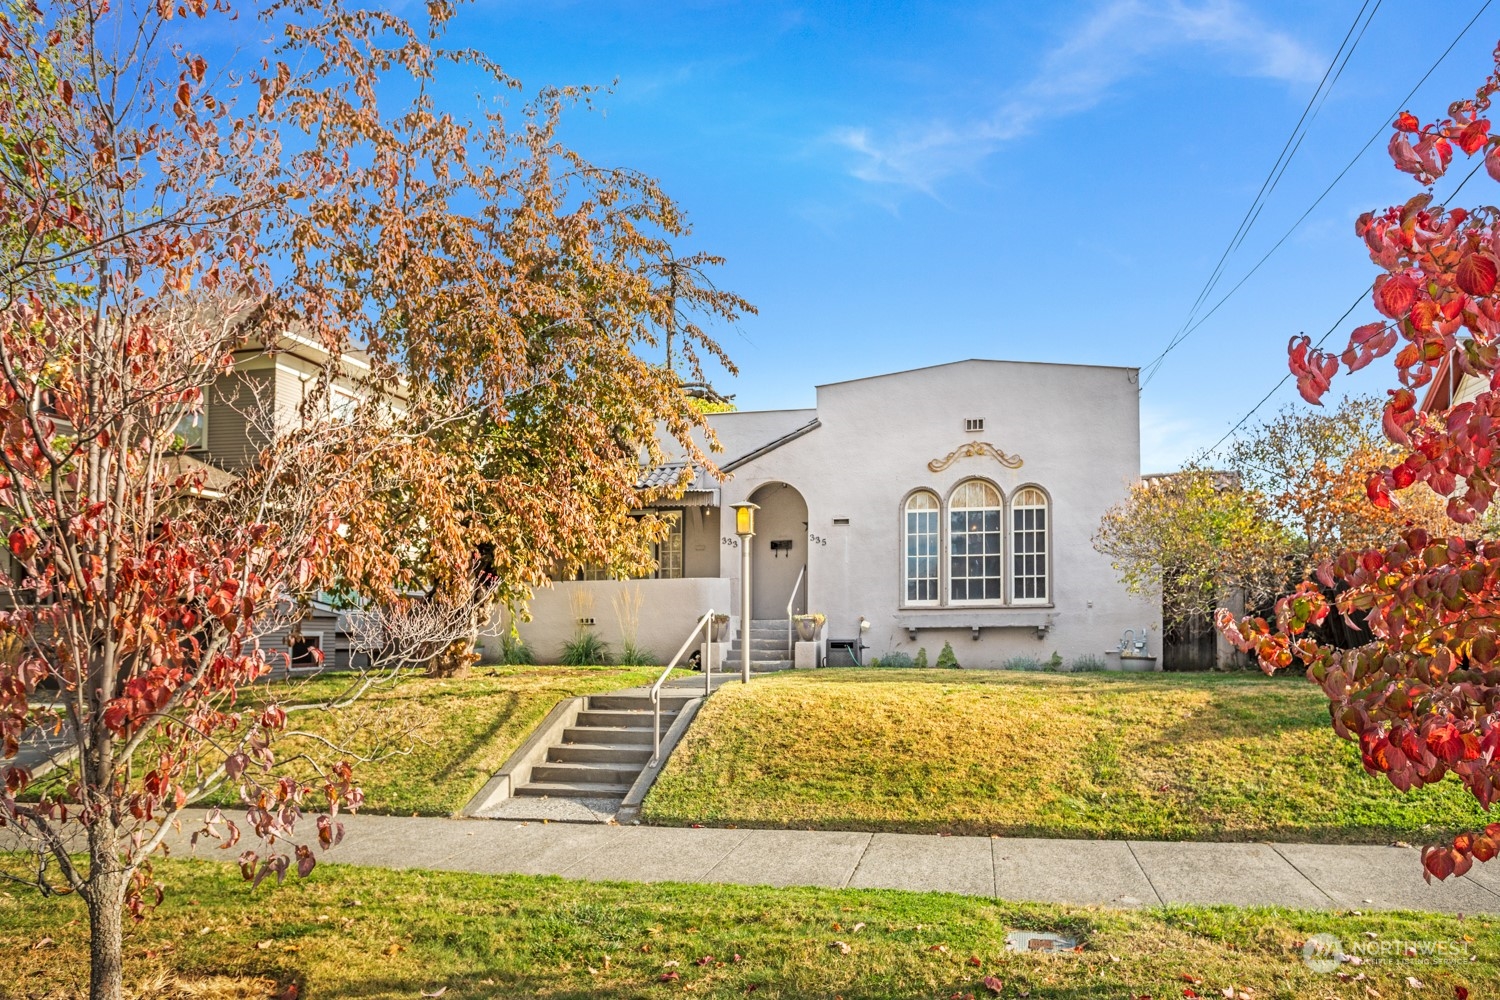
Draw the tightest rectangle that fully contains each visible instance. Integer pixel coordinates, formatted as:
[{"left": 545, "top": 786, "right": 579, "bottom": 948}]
[
  {"left": 965, "top": 418, "right": 984, "bottom": 432},
  {"left": 833, "top": 517, "right": 850, "bottom": 526}
]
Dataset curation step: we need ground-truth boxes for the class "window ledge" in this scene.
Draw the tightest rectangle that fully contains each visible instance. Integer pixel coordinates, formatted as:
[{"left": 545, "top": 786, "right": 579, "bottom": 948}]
[{"left": 893, "top": 608, "right": 1057, "bottom": 639}]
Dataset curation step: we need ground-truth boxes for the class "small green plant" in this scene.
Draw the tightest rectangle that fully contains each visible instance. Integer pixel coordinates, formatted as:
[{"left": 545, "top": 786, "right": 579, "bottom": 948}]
[
  {"left": 560, "top": 631, "right": 613, "bottom": 666},
  {"left": 935, "top": 641, "right": 959, "bottom": 669},
  {"left": 876, "top": 650, "right": 914, "bottom": 668},
  {"left": 1047, "top": 650, "right": 1064, "bottom": 670},
  {"left": 1001, "top": 656, "right": 1046, "bottom": 672},
  {"left": 914, "top": 647, "right": 928, "bottom": 668},
  {"left": 617, "top": 642, "right": 658, "bottom": 667},
  {"left": 1069, "top": 654, "right": 1106, "bottom": 672},
  {"left": 499, "top": 629, "right": 535, "bottom": 666}
]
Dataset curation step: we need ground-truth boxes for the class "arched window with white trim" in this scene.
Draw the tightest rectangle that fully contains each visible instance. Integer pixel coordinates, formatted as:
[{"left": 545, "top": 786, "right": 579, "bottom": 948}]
[
  {"left": 950, "top": 480, "right": 1003, "bottom": 603},
  {"left": 1011, "top": 487, "right": 1049, "bottom": 603},
  {"left": 904, "top": 491, "right": 940, "bottom": 604}
]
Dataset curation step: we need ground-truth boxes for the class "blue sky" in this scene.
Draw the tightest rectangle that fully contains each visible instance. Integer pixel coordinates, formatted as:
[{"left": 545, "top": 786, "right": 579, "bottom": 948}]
[
  {"left": 435, "top": 0, "right": 1500, "bottom": 472},
  {"left": 237, "top": 2, "right": 1500, "bottom": 469}
]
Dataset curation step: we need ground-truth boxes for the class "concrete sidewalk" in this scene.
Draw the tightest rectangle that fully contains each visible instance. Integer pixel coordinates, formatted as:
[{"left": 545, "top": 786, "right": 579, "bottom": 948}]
[{"left": 157, "top": 813, "right": 1500, "bottom": 915}]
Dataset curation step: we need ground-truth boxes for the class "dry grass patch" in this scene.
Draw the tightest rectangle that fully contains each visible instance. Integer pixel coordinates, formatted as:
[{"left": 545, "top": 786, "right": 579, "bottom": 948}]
[
  {"left": 1, "top": 859, "right": 1495, "bottom": 999},
  {"left": 643, "top": 669, "right": 1489, "bottom": 842},
  {"left": 196, "top": 665, "right": 665, "bottom": 817}
]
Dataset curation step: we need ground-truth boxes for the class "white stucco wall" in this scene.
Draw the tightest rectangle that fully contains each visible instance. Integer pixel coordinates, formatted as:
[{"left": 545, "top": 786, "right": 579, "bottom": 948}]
[
  {"left": 707, "top": 360, "right": 1160, "bottom": 667},
  {"left": 484, "top": 578, "right": 732, "bottom": 666}
]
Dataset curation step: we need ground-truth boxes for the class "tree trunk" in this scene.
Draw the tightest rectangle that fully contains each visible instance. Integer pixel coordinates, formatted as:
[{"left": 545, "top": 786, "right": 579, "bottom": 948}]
[{"left": 85, "top": 824, "right": 128, "bottom": 1000}]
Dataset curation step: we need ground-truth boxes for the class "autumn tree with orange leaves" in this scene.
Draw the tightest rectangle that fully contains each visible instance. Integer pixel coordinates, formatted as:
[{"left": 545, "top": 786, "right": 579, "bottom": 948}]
[
  {"left": 1221, "top": 43, "right": 1500, "bottom": 883},
  {"left": 0, "top": 2, "right": 747, "bottom": 998}
]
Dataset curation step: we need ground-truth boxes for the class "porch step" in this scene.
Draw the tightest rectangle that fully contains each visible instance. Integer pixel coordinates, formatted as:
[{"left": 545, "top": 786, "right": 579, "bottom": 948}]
[
  {"left": 588, "top": 694, "right": 692, "bottom": 712},
  {"left": 751, "top": 659, "right": 794, "bottom": 672},
  {"left": 576, "top": 709, "right": 678, "bottom": 729},
  {"left": 548, "top": 744, "right": 652, "bottom": 765},
  {"left": 531, "top": 762, "right": 641, "bottom": 786},
  {"left": 563, "top": 726, "right": 657, "bottom": 745},
  {"left": 516, "top": 780, "right": 634, "bottom": 798}
]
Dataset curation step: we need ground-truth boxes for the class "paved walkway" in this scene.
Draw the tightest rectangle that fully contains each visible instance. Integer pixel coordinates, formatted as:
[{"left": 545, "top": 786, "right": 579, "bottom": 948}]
[{"left": 153, "top": 812, "right": 1500, "bottom": 914}]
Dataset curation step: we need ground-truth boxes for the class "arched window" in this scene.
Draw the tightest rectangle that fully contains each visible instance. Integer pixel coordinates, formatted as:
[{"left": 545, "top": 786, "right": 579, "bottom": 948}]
[
  {"left": 1011, "top": 487, "right": 1049, "bottom": 603},
  {"left": 950, "top": 480, "right": 1002, "bottom": 603},
  {"left": 904, "top": 492, "right": 940, "bottom": 604}
]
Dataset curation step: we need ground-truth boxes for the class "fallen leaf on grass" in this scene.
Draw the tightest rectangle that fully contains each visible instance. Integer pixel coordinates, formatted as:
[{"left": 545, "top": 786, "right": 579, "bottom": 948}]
[
  {"left": 1454, "top": 989, "right": 1469, "bottom": 1000},
  {"left": 1181, "top": 975, "right": 1203, "bottom": 985},
  {"left": 659, "top": 971, "right": 680, "bottom": 983},
  {"left": 967, "top": 955, "right": 983, "bottom": 967},
  {"left": 1406, "top": 978, "right": 1425, "bottom": 990},
  {"left": 696, "top": 956, "right": 715, "bottom": 967},
  {"left": 30, "top": 937, "right": 54, "bottom": 950},
  {"left": 662, "top": 960, "right": 679, "bottom": 968},
  {"left": 929, "top": 944, "right": 950, "bottom": 954},
  {"left": 852, "top": 922, "right": 865, "bottom": 933},
  {"left": 1184, "top": 990, "right": 1198, "bottom": 999},
  {"left": 982, "top": 976, "right": 1004, "bottom": 996},
  {"left": 421, "top": 990, "right": 447, "bottom": 998},
  {"left": 830, "top": 940, "right": 851, "bottom": 955}
]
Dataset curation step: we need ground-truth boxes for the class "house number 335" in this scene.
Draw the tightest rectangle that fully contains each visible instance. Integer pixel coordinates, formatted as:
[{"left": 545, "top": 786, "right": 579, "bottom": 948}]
[{"left": 809, "top": 534, "right": 828, "bottom": 546}]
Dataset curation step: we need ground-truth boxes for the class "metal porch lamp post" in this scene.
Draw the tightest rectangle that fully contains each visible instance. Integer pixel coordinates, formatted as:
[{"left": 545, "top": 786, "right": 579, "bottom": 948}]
[{"left": 731, "top": 502, "right": 758, "bottom": 683}]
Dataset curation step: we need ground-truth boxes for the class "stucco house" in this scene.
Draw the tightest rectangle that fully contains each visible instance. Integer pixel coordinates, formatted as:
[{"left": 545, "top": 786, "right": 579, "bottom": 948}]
[{"left": 489, "top": 359, "right": 1161, "bottom": 670}]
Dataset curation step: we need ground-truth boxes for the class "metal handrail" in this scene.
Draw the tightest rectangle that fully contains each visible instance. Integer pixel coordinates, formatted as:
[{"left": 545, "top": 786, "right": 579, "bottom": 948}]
[
  {"left": 785, "top": 564, "right": 806, "bottom": 657},
  {"left": 648, "top": 608, "right": 715, "bottom": 766}
]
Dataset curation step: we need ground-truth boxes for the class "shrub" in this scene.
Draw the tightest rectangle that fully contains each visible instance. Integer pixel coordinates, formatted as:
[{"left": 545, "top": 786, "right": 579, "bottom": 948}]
[
  {"left": 1069, "top": 654, "right": 1106, "bottom": 672},
  {"left": 914, "top": 647, "right": 928, "bottom": 668},
  {"left": 1001, "top": 656, "right": 1045, "bottom": 672},
  {"left": 618, "top": 642, "right": 658, "bottom": 667},
  {"left": 876, "top": 650, "right": 914, "bottom": 668},
  {"left": 1047, "top": 651, "right": 1064, "bottom": 670},
  {"left": 935, "top": 641, "right": 959, "bottom": 669},
  {"left": 500, "top": 629, "right": 536, "bottom": 666},
  {"left": 560, "top": 631, "right": 613, "bottom": 666}
]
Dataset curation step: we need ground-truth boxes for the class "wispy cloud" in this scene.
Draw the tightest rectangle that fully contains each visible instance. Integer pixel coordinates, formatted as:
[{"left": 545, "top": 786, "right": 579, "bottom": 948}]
[{"left": 832, "top": 0, "right": 1324, "bottom": 192}]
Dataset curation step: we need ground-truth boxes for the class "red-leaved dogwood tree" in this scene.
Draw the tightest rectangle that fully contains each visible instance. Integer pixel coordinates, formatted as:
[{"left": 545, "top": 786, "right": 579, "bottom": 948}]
[
  {"left": 1219, "top": 43, "right": 1500, "bottom": 882},
  {"left": 0, "top": 2, "right": 747, "bottom": 999}
]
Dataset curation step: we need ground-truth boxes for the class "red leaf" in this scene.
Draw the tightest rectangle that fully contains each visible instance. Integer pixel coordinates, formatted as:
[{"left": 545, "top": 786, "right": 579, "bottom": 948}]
[
  {"left": 1423, "top": 846, "right": 1456, "bottom": 881},
  {"left": 1375, "top": 274, "right": 1419, "bottom": 318},
  {"left": 982, "top": 977, "right": 1004, "bottom": 996},
  {"left": 1395, "top": 111, "right": 1421, "bottom": 133},
  {"left": 1457, "top": 119, "right": 1491, "bottom": 154},
  {"left": 1456, "top": 986, "right": 1470, "bottom": 1000},
  {"left": 57, "top": 79, "right": 72, "bottom": 105},
  {"left": 1183, "top": 990, "right": 1200, "bottom": 1000},
  {"left": 659, "top": 971, "right": 679, "bottom": 982},
  {"left": 1456, "top": 253, "right": 1498, "bottom": 296}
]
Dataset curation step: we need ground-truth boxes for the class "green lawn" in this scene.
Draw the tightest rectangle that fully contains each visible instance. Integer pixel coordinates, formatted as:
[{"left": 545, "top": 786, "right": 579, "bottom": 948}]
[
  {"left": 198, "top": 665, "right": 664, "bottom": 817},
  {"left": 1, "top": 859, "right": 1493, "bottom": 999},
  {"left": 643, "top": 669, "right": 1491, "bottom": 843}
]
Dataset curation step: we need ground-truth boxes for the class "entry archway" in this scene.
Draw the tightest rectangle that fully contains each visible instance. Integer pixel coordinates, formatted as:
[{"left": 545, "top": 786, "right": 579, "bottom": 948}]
[{"left": 748, "top": 482, "right": 808, "bottom": 621}]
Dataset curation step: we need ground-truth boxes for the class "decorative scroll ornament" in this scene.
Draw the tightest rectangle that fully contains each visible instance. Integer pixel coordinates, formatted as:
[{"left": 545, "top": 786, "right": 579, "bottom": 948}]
[{"left": 927, "top": 441, "right": 1024, "bottom": 473}]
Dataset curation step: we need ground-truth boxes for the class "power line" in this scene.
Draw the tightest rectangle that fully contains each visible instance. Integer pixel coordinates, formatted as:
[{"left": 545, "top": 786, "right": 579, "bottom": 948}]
[
  {"left": 1141, "top": 0, "right": 1381, "bottom": 387},
  {"left": 1202, "top": 156, "right": 1489, "bottom": 457},
  {"left": 1141, "top": 0, "right": 1492, "bottom": 386}
]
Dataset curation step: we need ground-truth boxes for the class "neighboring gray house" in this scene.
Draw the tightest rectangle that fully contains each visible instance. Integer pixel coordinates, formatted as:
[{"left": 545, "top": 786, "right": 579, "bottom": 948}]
[
  {"left": 178, "top": 333, "right": 377, "bottom": 674},
  {"left": 490, "top": 359, "right": 1162, "bottom": 669}
]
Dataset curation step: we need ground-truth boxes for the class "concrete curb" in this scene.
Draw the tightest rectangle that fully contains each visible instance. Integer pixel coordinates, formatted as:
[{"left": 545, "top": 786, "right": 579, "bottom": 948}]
[
  {"left": 461, "top": 696, "right": 584, "bottom": 816},
  {"left": 615, "top": 696, "right": 704, "bottom": 825}
]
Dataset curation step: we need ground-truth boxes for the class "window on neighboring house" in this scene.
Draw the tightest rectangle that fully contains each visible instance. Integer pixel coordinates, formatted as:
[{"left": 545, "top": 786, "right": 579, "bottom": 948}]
[
  {"left": 949, "top": 480, "right": 1003, "bottom": 603},
  {"left": 904, "top": 491, "right": 940, "bottom": 604},
  {"left": 289, "top": 634, "right": 323, "bottom": 671},
  {"left": 172, "top": 409, "right": 206, "bottom": 451},
  {"left": 330, "top": 389, "right": 360, "bottom": 423},
  {"left": 653, "top": 510, "right": 684, "bottom": 579},
  {"left": 1011, "top": 487, "right": 1049, "bottom": 603}
]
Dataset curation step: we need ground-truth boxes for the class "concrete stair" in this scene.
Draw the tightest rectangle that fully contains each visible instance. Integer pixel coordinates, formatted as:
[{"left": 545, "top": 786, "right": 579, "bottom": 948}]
[
  {"left": 515, "top": 693, "right": 691, "bottom": 799},
  {"left": 724, "top": 618, "right": 795, "bottom": 673}
]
